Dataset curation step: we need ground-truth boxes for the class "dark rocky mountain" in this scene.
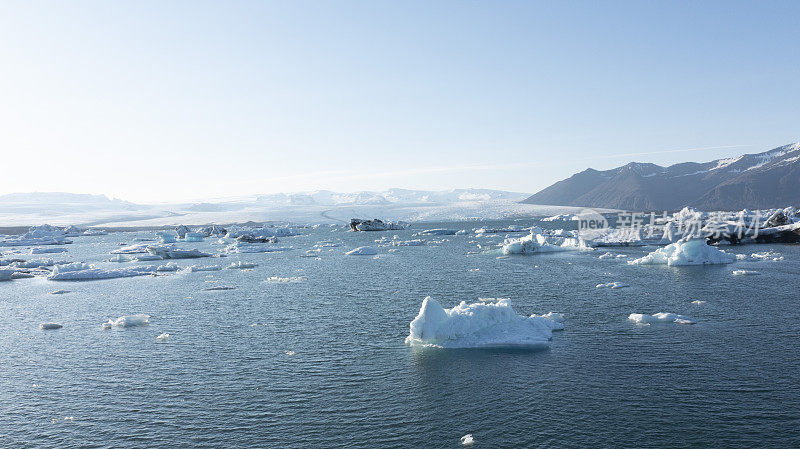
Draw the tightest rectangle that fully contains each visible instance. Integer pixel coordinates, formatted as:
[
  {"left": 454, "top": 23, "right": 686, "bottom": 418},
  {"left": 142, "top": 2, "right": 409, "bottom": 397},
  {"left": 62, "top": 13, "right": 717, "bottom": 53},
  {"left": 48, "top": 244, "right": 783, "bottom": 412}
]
[{"left": 523, "top": 143, "right": 800, "bottom": 211}]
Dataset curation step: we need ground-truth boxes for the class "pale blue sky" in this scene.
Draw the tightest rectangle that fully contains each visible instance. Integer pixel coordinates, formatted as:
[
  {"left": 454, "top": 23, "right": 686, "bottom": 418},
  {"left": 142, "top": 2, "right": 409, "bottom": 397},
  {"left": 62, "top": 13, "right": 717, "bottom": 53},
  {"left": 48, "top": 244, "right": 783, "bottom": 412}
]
[{"left": 1, "top": 0, "right": 798, "bottom": 202}]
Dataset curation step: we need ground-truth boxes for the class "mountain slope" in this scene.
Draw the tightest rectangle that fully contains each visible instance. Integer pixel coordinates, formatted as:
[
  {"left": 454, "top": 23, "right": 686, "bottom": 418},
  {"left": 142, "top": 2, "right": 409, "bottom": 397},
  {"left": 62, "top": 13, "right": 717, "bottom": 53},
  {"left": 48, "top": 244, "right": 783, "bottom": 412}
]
[{"left": 523, "top": 143, "right": 800, "bottom": 211}]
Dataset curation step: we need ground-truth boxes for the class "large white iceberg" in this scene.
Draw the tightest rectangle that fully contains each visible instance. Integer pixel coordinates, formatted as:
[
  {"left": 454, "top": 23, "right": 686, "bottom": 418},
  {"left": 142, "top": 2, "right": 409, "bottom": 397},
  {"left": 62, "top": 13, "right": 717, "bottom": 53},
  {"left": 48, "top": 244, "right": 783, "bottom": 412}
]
[
  {"left": 405, "top": 297, "right": 564, "bottom": 348},
  {"left": 0, "top": 225, "right": 72, "bottom": 247},
  {"left": 502, "top": 230, "right": 589, "bottom": 255},
  {"left": 48, "top": 263, "right": 159, "bottom": 281},
  {"left": 102, "top": 314, "right": 150, "bottom": 328},
  {"left": 628, "top": 237, "right": 736, "bottom": 266}
]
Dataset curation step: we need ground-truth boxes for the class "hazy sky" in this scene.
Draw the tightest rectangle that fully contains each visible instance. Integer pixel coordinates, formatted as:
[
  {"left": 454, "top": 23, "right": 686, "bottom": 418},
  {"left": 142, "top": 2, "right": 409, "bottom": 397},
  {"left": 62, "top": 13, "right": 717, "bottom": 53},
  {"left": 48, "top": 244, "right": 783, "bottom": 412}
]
[{"left": 1, "top": 0, "right": 798, "bottom": 202}]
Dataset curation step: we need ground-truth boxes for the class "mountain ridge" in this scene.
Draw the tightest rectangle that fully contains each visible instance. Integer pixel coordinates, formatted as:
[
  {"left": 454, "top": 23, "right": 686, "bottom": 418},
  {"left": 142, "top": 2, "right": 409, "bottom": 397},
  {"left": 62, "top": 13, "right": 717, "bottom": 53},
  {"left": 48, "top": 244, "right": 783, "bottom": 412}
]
[{"left": 522, "top": 143, "right": 800, "bottom": 211}]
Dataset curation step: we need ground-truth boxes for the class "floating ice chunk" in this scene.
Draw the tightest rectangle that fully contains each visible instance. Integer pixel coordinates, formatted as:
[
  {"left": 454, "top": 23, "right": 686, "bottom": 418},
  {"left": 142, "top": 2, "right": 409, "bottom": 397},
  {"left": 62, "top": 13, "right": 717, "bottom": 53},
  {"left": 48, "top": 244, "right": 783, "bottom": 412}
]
[
  {"left": 532, "top": 312, "right": 565, "bottom": 322},
  {"left": 202, "top": 285, "right": 235, "bottom": 291},
  {"left": 502, "top": 231, "right": 589, "bottom": 255},
  {"left": 146, "top": 245, "right": 210, "bottom": 259},
  {"left": 475, "top": 225, "right": 530, "bottom": 234},
  {"left": 156, "top": 231, "right": 177, "bottom": 243},
  {"left": 391, "top": 239, "right": 426, "bottom": 246},
  {"left": 405, "top": 297, "right": 564, "bottom": 348},
  {"left": 102, "top": 314, "right": 150, "bottom": 329},
  {"left": 349, "top": 218, "right": 407, "bottom": 231},
  {"left": 11, "top": 258, "right": 61, "bottom": 268},
  {"left": 749, "top": 251, "right": 784, "bottom": 261},
  {"left": 598, "top": 252, "right": 614, "bottom": 259},
  {"left": 82, "top": 229, "right": 107, "bottom": 236},
  {"left": 691, "top": 300, "right": 706, "bottom": 305},
  {"left": 628, "top": 237, "right": 736, "bottom": 266},
  {"left": 596, "top": 282, "right": 629, "bottom": 289},
  {"left": 49, "top": 263, "right": 158, "bottom": 280},
  {"left": 346, "top": 246, "right": 378, "bottom": 256},
  {"left": 48, "top": 290, "right": 71, "bottom": 295},
  {"left": 732, "top": 270, "right": 760, "bottom": 276},
  {"left": 581, "top": 227, "right": 644, "bottom": 247},
  {"left": 39, "top": 323, "right": 63, "bottom": 330},
  {"left": 156, "top": 262, "right": 179, "bottom": 272},
  {"left": 135, "top": 254, "right": 163, "bottom": 261},
  {"left": 266, "top": 276, "right": 307, "bottom": 283},
  {"left": 417, "top": 229, "right": 458, "bottom": 236},
  {"left": 284, "top": 350, "right": 296, "bottom": 356},
  {"left": 111, "top": 244, "right": 151, "bottom": 254},
  {"left": 0, "top": 268, "right": 17, "bottom": 281},
  {"left": 108, "top": 254, "right": 133, "bottom": 263},
  {"left": 187, "top": 265, "right": 222, "bottom": 272},
  {"left": 156, "top": 333, "right": 170, "bottom": 340},
  {"left": 461, "top": 434, "right": 475, "bottom": 446},
  {"left": 228, "top": 261, "right": 257, "bottom": 269},
  {"left": 31, "top": 247, "right": 67, "bottom": 254},
  {"left": 184, "top": 232, "right": 204, "bottom": 242},
  {"left": 628, "top": 312, "right": 694, "bottom": 325},
  {"left": 225, "top": 242, "right": 291, "bottom": 254}
]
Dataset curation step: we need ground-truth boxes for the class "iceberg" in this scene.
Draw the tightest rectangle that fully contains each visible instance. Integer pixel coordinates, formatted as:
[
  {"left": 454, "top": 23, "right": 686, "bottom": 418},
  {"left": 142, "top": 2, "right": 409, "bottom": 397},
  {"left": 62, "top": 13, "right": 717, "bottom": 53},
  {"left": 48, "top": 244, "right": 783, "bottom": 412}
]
[
  {"left": 349, "top": 218, "right": 407, "bottom": 231},
  {"left": 0, "top": 268, "right": 14, "bottom": 281},
  {"left": 732, "top": 270, "right": 760, "bottom": 276},
  {"left": 39, "top": 323, "right": 63, "bottom": 330},
  {"left": 156, "top": 231, "right": 177, "bottom": 243},
  {"left": 156, "top": 262, "right": 180, "bottom": 272},
  {"left": 48, "top": 263, "right": 159, "bottom": 281},
  {"left": 111, "top": 244, "right": 151, "bottom": 254},
  {"left": 628, "top": 312, "right": 695, "bottom": 325},
  {"left": 502, "top": 230, "right": 589, "bottom": 255},
  {"left": 416, "top": 229, "right": 458, "bottom": 236},
  {"left": 0, "top": 225, "right": 72, "bottom": 247},
  {"left": 146, "top": 245, "right": 211, "bottom": 259},
  {"left": 102, "top": 314, "right": 150, "bottom": 328},
  {"left": 628, "top": 237, "right": 736, "bottom": 266},
  {"left": 184, "top": 232, "right": 205, "bottom": 242},
  {"left": 391, "top": 239, "right": 426, "bottom": 247},
  {"left": 405, "top": 297, "right": 564, "bottom": 349},
  {"left": 346, "top": 246, "right": 378, "bottom": 256},
  {"left": 266, "top": 276, "right": 307, "bottom": 283}
]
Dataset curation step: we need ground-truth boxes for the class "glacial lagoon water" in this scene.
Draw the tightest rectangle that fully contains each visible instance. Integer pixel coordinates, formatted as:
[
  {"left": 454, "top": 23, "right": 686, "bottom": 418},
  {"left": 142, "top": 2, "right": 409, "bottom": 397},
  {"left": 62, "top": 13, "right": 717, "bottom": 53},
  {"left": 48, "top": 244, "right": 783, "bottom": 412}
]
[{"left": 1, "top": 220, "right": 799, "bottom": 448}]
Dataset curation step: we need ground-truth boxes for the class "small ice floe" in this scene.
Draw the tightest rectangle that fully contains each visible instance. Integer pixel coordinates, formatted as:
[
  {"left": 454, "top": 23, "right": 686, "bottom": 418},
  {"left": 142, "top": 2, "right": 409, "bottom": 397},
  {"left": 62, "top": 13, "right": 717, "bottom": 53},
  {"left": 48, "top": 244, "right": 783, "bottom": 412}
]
[
  {"left": 732, "top": 270, "right": 760, "bottom": 276},
  {"left": 596, "top": 282, "right": 629, "bottom": 289},
  {"left": 0, "top": 269, "right": 15, "bottom": 281},
  {"left": 146, "top": 245, "right": 211, "bottom": 259},
  {"left": 31, "top": 247, "right": 67, "bottom": 254},
  {"left": 156, "top": 231, "right": 177, "bottom": 243},
  {"left": 628, "top": 313, "right": 695, "bottom": 325},
  {"left": 405, "top": 297, "right": 564, "bottom": 348},
  {"left": 155, "top": 262, "right": 179, "bottom": 272},
  {"left": 108, "top": 254, "right": 134, "bottom": 263},
  {"left": 11, "top": 258, "right": 62, "bottom": 268},
  {"left": 39, "top": 323, "right": 63, "bottom": 330},
  {"left": 134, "top": 254, "right": 163, "bottom": 261},
  {"left": 391, "top": 239, "right": 426, "bottom": 247},
  {"left": 468, "top": 268, "right": 480, "bottom": 272},
  {"left": 284, "top": 350, "right": 296, "bottom": 356},
  {"left": 598, "top": 252, "right": 614, "bottom": 259},
  {"left": 184, "top": 232, "right": 204, "bottom": 242},
  {"left": 225, "top": 242, "right": 291, "bottom": 254},
  {"left": 49, "top": 263, "right": 160, "bottom": 281},
  {"left": 691, "top": 300, "right": 706, "bottom": 305},
  {"left": 749, "top": 251, "right": 784, "bottom": 262},
  {"left": 187, "top": 265, "right": 222, "bottom": 272},
  {"left": 346, "top": 246, "right": 377, "bottom": 256},
  {"left": 156, "top": 333, "right": 170, "bottom": 340},
  {"left": 301, "top": 249, "right": 321, "bottom": 258},
  {"left": 202, "top": 285, "right": 236, "bottom": 291},
  {"left": 228, "top": 261, "right": 257, "bottom": 269},
  {"left": 266, "top": 276, "right": 307, "bottom": 283},
  {"left": 111, "top": 244, "right": 151, "bottom": 254},
  {"left": 48, "top": 290, "right": 72, "bottom": 295},
  {"left": 102, "top": 314, "right": 150, "bottom": 329},
  {"left": 416, "top": 229, "right": 458, "bottom": 236},
  {"left": 461, "top": 434, "right": 475, "bottom": 446},
  {"left": 532, "top": 312, "right": 565, "bottom": 322},
  {"left": 616, "top": 254, "right": 628, "bottom": 258},
  {"left": 628, "top": 237, "right": 736, "bottom": 266}
]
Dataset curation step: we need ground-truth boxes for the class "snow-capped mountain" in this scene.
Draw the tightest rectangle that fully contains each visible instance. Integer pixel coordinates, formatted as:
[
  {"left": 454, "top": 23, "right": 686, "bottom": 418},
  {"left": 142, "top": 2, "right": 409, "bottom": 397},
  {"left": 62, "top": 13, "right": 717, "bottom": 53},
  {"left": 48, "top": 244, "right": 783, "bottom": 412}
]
[{"left": 523, "top": 143, "right": 800, "bottom": 211}]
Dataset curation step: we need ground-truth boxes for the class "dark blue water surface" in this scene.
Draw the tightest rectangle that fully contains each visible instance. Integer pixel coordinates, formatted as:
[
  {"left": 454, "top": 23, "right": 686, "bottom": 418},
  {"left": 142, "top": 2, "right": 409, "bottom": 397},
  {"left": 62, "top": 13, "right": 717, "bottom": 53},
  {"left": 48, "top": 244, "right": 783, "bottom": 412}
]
[{"left": 1, "top": 220, "right": 799, "bottom": 448}]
